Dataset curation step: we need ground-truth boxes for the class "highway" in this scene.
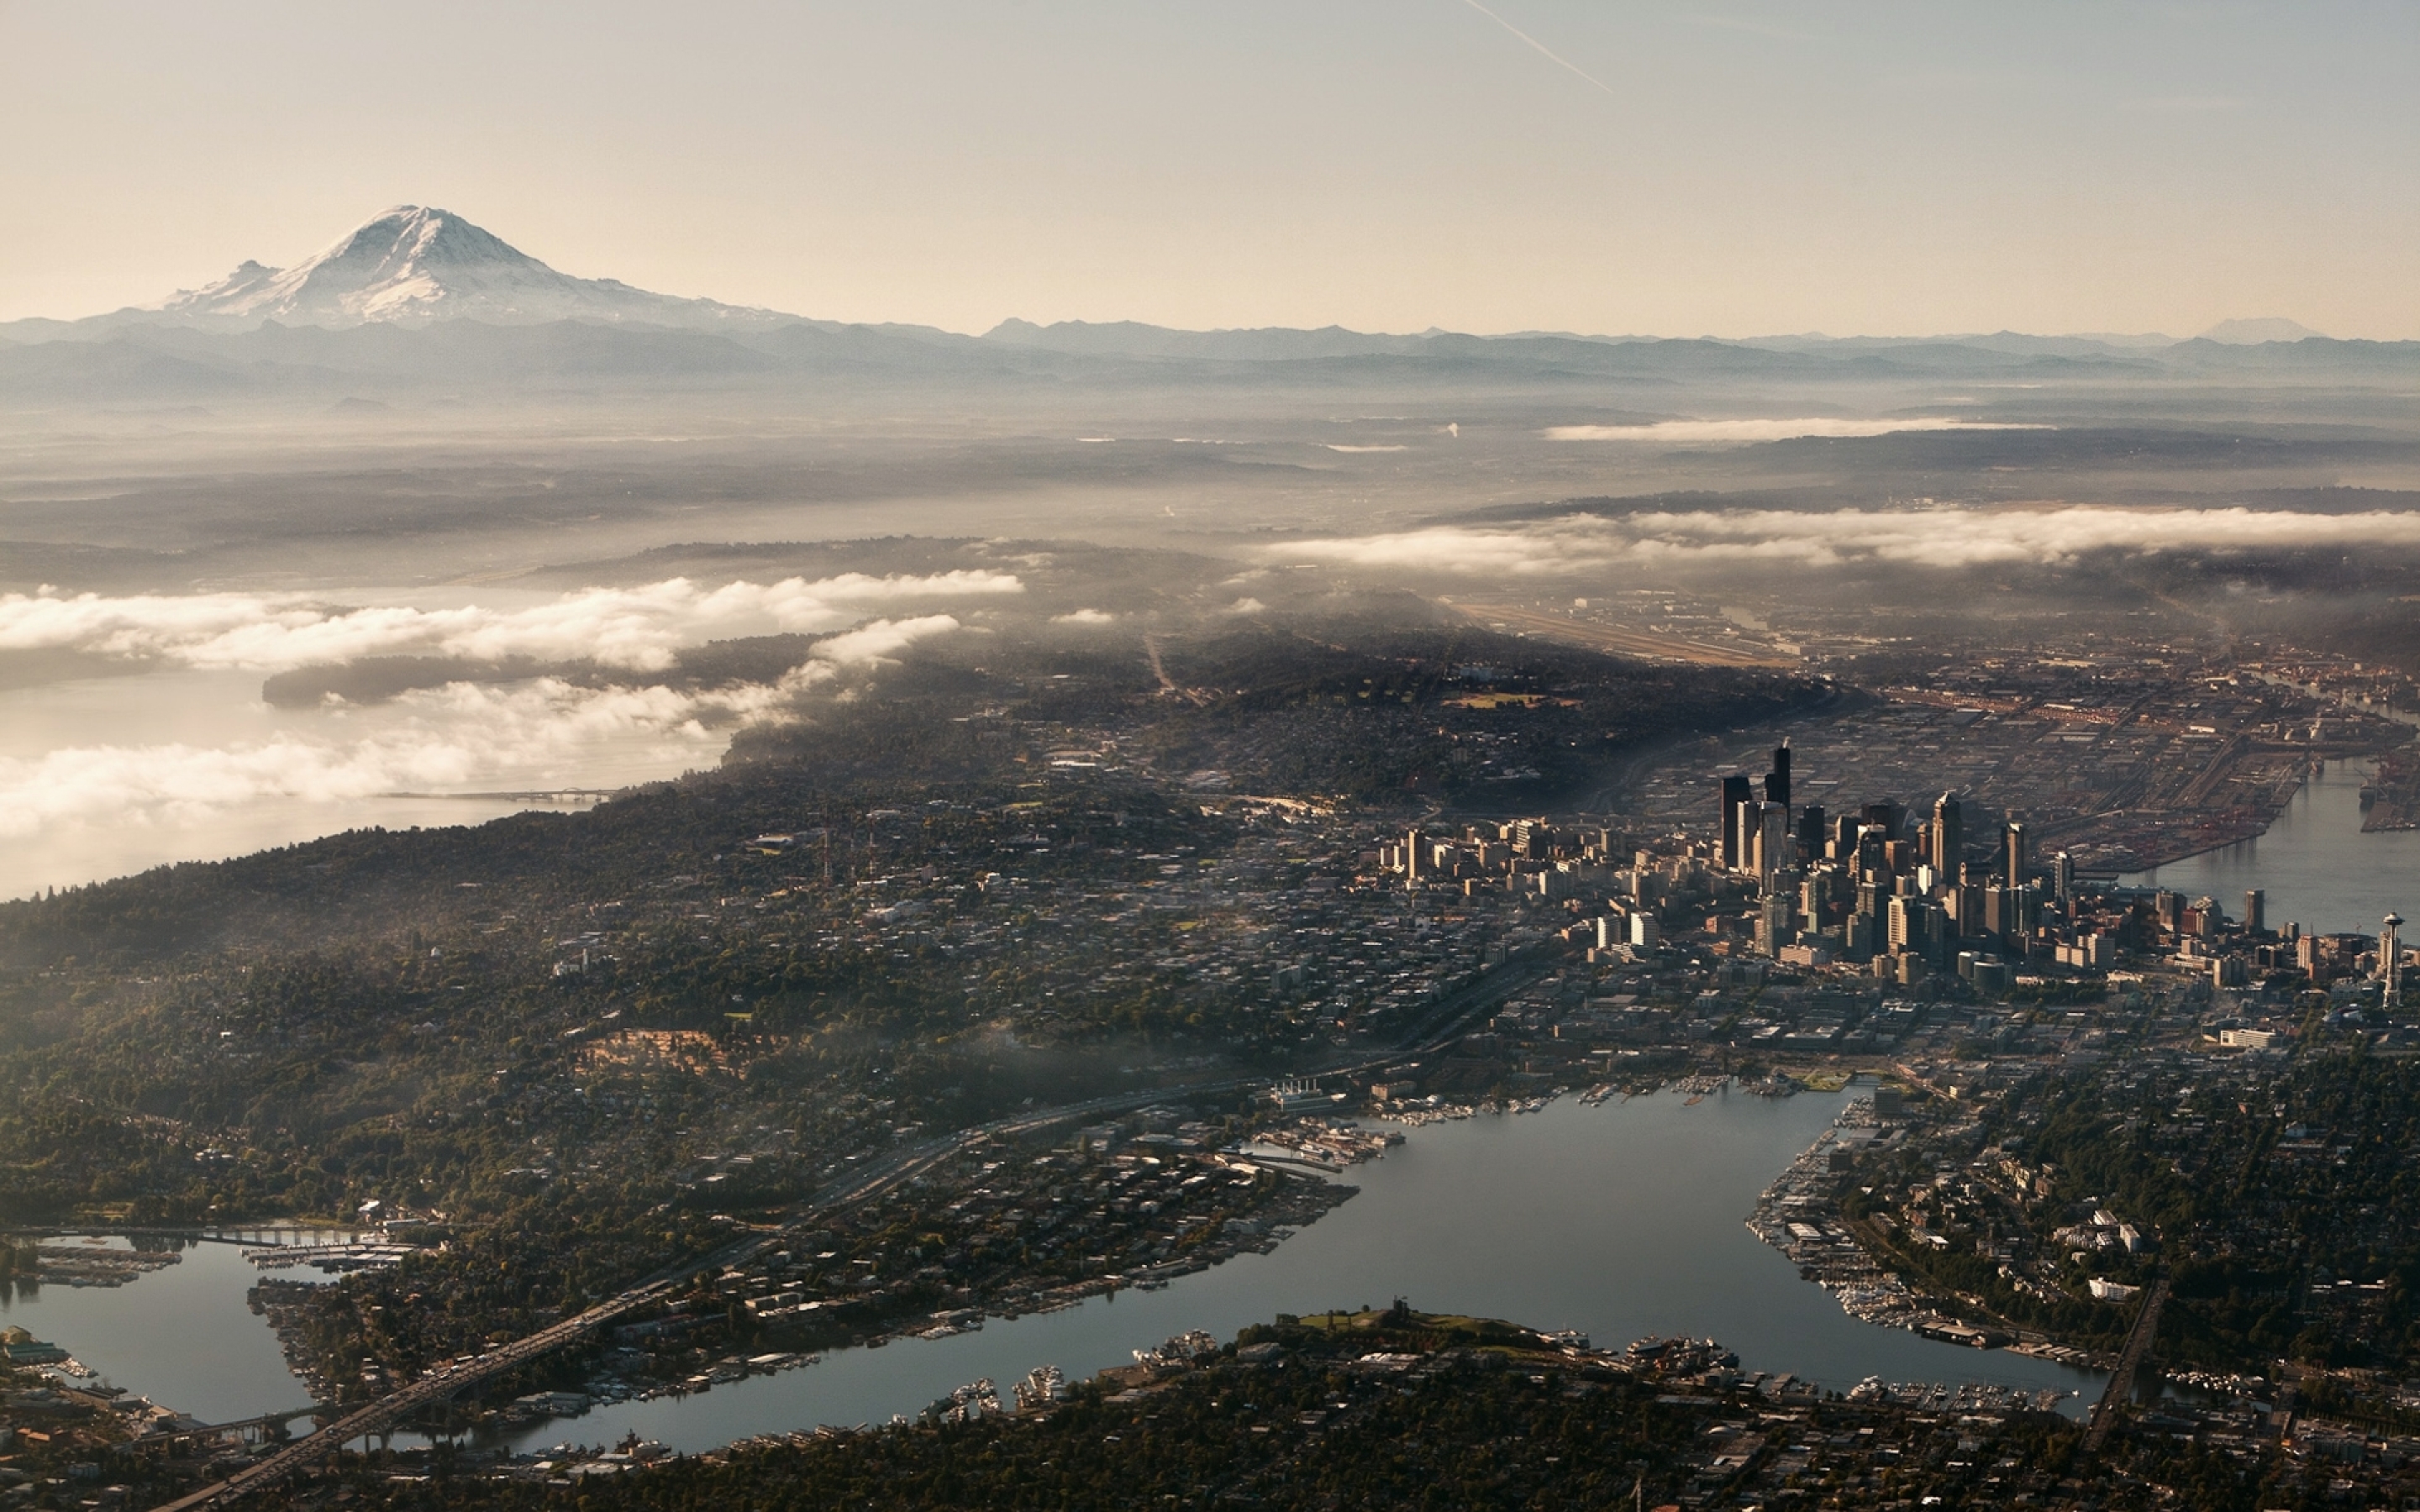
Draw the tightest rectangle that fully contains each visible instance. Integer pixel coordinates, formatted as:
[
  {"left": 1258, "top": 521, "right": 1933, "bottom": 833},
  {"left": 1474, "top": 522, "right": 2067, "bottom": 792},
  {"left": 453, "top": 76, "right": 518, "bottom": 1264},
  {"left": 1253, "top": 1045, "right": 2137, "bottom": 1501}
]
[
  {"left": 147, "top": 1281, "right": 681, "bottom": 1512},
  {"left": 2083, "top": 1277, "right": 2169, "bottom": 1455},
  {"left": 148, "top": 947, "right": 1553, "bottom": 1510}
]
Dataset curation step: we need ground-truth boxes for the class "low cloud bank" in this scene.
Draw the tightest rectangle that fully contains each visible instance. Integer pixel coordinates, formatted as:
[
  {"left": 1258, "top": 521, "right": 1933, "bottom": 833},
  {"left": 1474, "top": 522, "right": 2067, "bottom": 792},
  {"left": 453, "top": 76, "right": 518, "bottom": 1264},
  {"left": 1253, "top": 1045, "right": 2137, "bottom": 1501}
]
[
  {"left": 0, "top": 615, "right": 967, "bottom": 843},
  {"left": 1544, "top": 418, "right": 2049, "bottom": 443},
  {"left": 1270, "top": 505, "right": 2420, "bottom": 575},
  {"left": 0, "top": 680, "right": 723, "bottom": 840},
  {"left": 0, "top": 571, "right": 1019, "bottom": 672}
]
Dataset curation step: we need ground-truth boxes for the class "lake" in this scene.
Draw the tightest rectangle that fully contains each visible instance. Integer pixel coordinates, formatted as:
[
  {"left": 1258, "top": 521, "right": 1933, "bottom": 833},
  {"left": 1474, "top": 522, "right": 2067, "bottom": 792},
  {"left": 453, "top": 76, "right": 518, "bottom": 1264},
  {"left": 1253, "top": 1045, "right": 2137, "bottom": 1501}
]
[
  {"left": 0, "top": 1229, "right": 353, "bottom": 1424},
  {"left": 2, "top": 1089, "right": 2102, "bottom": 1450}
]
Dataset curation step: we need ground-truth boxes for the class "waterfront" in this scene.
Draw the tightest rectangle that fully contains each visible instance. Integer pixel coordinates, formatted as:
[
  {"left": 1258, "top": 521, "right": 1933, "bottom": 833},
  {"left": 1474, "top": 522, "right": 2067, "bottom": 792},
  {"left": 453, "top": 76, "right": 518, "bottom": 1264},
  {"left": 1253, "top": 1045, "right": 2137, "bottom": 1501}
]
[
  {"left": 0, "top": 1233, "right": 340, "bottom": 1423},
  {"left": 2124, "top": 759, "right": 2420, "bottom": 936},
  {"left": 4, "top": 1089, "right": 2101, "bottom": 1450}
]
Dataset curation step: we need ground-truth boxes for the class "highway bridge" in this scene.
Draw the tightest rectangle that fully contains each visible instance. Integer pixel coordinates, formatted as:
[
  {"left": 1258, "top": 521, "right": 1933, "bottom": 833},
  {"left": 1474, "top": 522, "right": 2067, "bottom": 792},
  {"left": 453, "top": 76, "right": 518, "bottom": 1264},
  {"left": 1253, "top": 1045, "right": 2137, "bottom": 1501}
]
[
  {"left": 147, "top": 1278, "right": 684, "bottom": 1512},
  {"left": 137, "top": 1405, "right": 329, "bottom": 1451},
  {"left": 2084, "top": 1277, "right": 2169, "bottom": 1455}
]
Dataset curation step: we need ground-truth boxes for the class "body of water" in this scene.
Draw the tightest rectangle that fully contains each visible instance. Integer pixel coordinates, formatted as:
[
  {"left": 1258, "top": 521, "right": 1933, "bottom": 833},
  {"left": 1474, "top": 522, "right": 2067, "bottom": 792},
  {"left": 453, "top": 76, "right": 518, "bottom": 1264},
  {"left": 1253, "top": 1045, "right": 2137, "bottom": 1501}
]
[
  {"left": 2123, "top": 759, "right": 2420, "bottom": 936},
  {"left": 0, "top": 1231, "right": 348, "bottom": 1422},
  {"left": 2, "top": 1090, "right": 2102, "bottom": 1449}
]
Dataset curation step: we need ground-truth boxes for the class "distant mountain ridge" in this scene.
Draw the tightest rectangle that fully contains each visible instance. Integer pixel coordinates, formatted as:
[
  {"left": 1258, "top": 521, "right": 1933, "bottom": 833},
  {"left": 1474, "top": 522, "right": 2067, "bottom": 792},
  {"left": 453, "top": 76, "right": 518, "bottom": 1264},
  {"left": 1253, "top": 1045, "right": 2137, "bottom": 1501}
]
[
  {"left": 0, "top": 207, "right": 2395, "bottom": 407},
  {"left": 2199, "top": 317, "right": 2328, "bottom": 344}
]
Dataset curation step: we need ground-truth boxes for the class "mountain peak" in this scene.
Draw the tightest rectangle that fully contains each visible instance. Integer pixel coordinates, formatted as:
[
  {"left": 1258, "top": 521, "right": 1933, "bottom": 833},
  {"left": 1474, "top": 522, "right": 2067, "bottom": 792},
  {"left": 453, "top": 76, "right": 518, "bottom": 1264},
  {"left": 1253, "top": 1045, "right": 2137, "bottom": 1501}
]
[
  {"left": 144, "top": 206, "right": 793, "bottom": 331},
  {"left": 2197, "top": 316, "right": 2325, "bottom": 344}
]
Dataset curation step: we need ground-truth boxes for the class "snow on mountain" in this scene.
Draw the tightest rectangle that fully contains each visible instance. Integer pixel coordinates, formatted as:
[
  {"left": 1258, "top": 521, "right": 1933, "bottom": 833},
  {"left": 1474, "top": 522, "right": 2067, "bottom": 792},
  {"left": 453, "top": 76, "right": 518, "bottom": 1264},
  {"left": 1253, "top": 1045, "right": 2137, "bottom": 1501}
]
[{"left": 145, "top": 206, "right": 796, "bottom": 330}]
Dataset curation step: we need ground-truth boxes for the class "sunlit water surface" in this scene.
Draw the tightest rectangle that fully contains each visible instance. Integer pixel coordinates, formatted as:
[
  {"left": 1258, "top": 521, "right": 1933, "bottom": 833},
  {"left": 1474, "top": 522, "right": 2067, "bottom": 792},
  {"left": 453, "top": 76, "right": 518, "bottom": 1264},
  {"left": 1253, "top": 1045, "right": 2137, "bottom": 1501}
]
[
  {"left": 2123, "top": 759, "right": 2420, "bottom": 935},
  {"left": 2, "top": 1092, "right": 2103, "bottom": 1449}
]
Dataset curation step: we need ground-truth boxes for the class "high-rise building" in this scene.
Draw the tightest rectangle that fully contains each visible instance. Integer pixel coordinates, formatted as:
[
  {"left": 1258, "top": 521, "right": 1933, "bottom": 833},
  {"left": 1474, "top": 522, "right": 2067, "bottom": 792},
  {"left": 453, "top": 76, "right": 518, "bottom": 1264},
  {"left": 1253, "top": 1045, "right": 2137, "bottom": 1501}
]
[
  {"left": 2002, "top": 821, "right": 2028, "bottom": 885},
  {"left": 2244, "top": 888, "right": 2266, "bottom": 936},
  {"left": 1795, "top": 805, "right": 1827, "bottom": 867},
  {"left": 1829, "top": 812, "right": 1860, "bottom": 858},
  {"left": 1758, "top": 804, "right": 1789, "bottom": 885},
  {"left": 2054, "top": 850, "right": 2076, "bottom": 907},
  {"left": 1758, "top": 895, "right": 1795, "bottom": 957},
  {"left": 1861, "top": 801, "right": 1905, "bottom": 843},
  {"left": 1744, "top": 804, "right": 1766, "bottom": 876},
  {"left": 2384, "top": 913, "right": 2405, "bottom": 1004},
  {"left": 1984, "top": 885, "right": 2035, "bottom": 942},
  {"left": 1765, "top": 742, "right": 1791, "bottom": 808},
  {"left": 2155, "top": 890, "right": 2183, "bottom": 935},
  {"left": 1405, "top": 828, "right": 1423, "bottom": 885},
  {"left": 1852, "top": 827, "right": 1884, "bottom": 883},
  {"left": 1888, "top": 895, "right": 1944, "bottom": 964},
  {"left": 1719, "top": 775, "right": 1753, "bottom": 871},
  {"left": 1930, "top": 792, "right": 1963, "bottom": 878}
]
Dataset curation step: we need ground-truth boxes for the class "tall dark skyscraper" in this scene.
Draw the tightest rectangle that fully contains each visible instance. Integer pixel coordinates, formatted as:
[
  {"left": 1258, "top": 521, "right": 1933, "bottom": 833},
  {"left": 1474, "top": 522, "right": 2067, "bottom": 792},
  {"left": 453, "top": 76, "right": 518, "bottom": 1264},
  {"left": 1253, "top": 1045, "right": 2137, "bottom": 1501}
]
[
  {"left": 1930, "top": 791, "right": 1962, "bottom": 878},
  {"left": 2002, "top": 821, "right": 2028, "bottom": 885},
  {"left": 1830, "top": 812, "right": 1860, "bottom": 857},
  {"left": 1720, "top": 775, "right": 1754, "bottom": 870},
  {"left": 1764, "top": 742, "right": 1791, "bottom": 808}
]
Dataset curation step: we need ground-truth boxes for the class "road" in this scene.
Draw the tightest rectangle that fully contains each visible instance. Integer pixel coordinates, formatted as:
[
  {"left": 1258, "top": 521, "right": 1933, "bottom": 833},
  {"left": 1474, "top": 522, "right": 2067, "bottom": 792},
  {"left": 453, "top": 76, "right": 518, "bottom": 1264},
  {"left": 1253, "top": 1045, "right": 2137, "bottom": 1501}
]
[
  {"left": 2083, "top": 1277, "right": 2169, "bottom": 1455},
  {"left": 150, "top": 948, "right": 1554, "bottom": 1510},
  {"left": 147, "top": 1281, "right": 682, "bottom": 1512}
]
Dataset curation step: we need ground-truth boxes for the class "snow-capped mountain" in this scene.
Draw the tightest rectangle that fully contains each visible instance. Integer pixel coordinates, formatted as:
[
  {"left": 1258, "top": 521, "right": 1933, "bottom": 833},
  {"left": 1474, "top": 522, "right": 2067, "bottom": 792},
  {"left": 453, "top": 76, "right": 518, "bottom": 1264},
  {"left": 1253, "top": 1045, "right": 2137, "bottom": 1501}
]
[{"left": 144, "top": 206, "right": 794, "bottom": 330}]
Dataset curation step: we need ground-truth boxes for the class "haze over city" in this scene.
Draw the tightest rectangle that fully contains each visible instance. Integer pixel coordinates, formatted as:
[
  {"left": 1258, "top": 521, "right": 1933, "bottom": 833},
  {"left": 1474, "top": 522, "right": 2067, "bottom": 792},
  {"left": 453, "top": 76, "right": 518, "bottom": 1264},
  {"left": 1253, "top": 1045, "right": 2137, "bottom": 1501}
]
[{"left": 3, "top": 5, "right": 2420, "bottom": 1510}]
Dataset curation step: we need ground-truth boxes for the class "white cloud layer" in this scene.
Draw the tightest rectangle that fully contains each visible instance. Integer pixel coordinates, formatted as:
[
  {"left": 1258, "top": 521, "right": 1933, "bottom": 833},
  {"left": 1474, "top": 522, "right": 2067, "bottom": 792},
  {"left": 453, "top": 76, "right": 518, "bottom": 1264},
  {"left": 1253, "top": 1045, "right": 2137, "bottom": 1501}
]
[
  {"left": 1544, "top": 418, "right": 2050, "bottom": 443},
  {"left": 0, "top": 571, "right": 1021, "bottom": 672},
  {"left": 1270, "top": 506, "right": 2420, "bottom": 575},
  {"left": 0, "top": 614, "right": 969, "bottom": 845},
  {"left": 805, "top": 615, "right": 964, "bottom": 666},
  {"left": 0, "top": 680, "right": 722, "bottom": 840}
]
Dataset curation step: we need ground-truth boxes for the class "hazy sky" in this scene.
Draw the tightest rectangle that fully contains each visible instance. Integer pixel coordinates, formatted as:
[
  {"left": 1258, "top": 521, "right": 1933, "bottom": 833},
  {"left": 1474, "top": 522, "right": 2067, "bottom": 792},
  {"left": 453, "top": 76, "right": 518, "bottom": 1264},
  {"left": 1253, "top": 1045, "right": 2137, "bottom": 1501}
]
[{"left": 4, "top": 1, "right": 2413, "bottom": 337}]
